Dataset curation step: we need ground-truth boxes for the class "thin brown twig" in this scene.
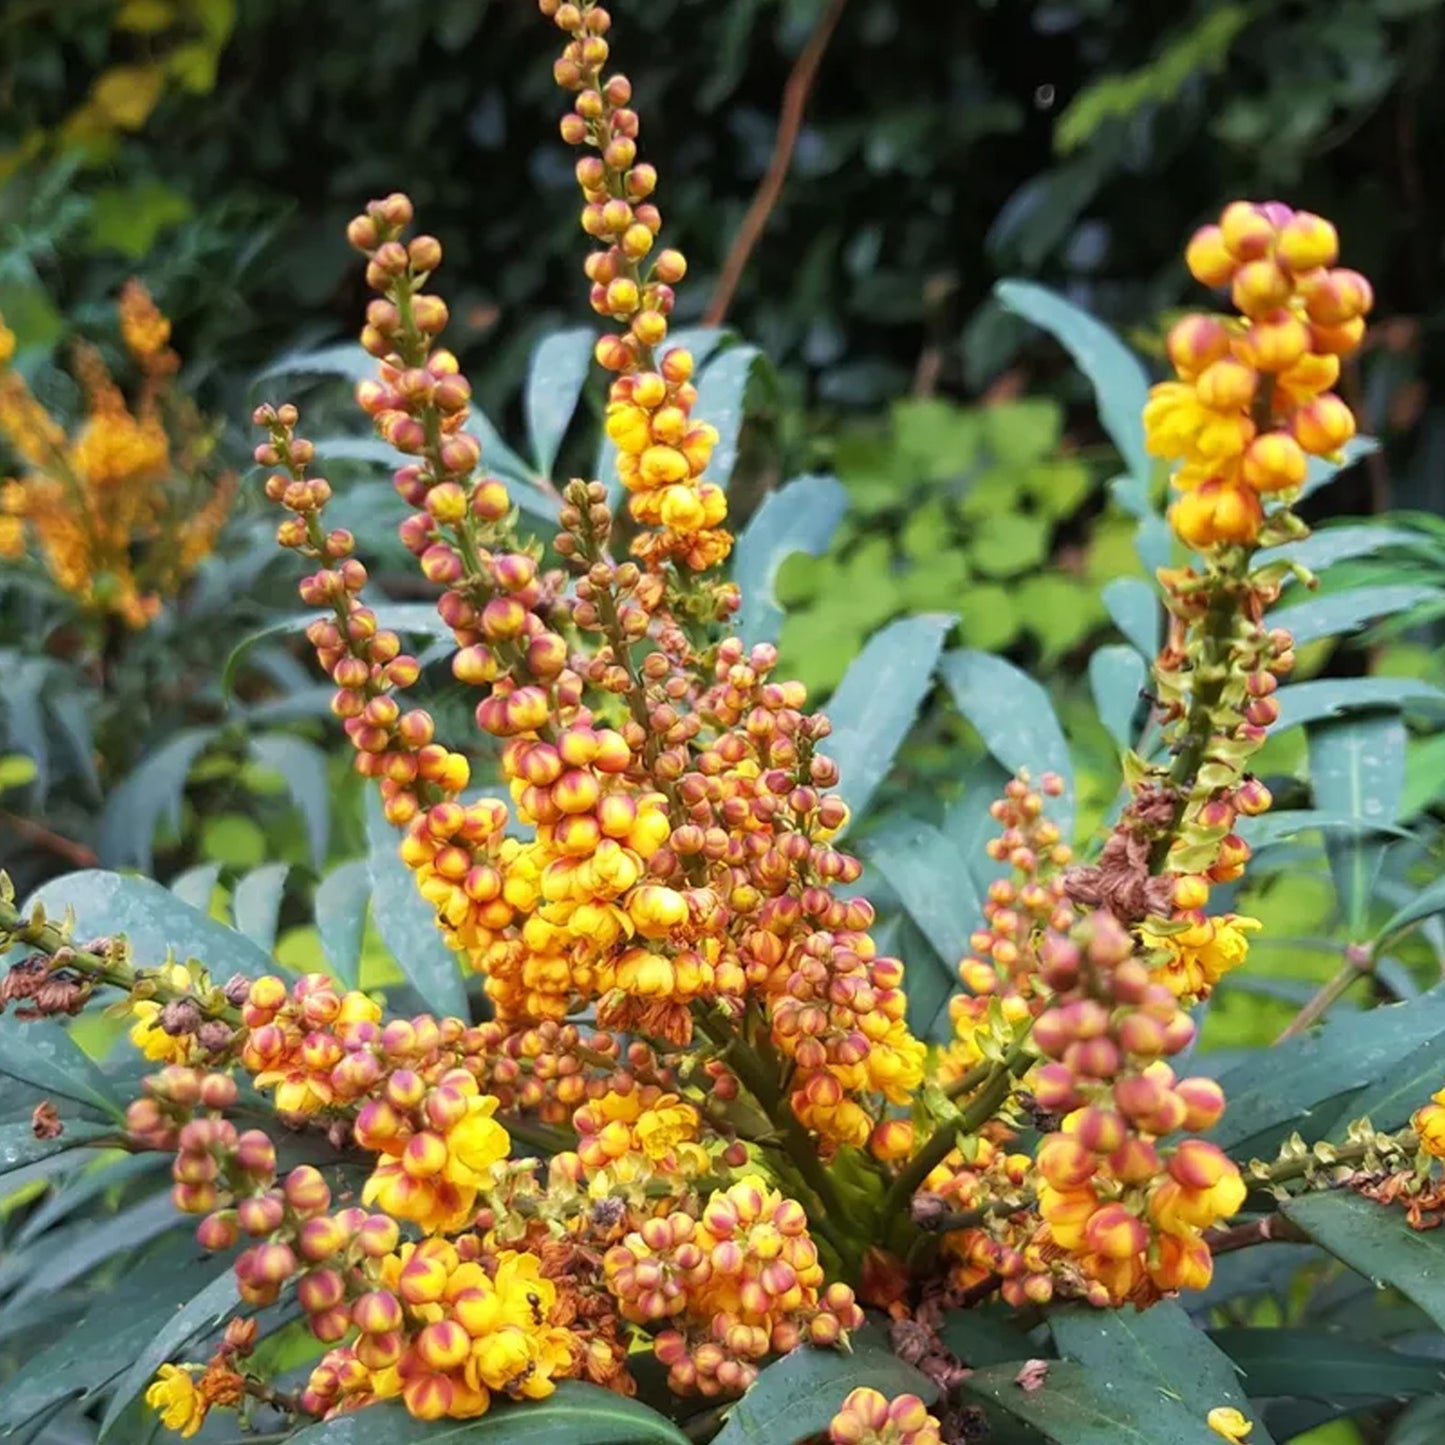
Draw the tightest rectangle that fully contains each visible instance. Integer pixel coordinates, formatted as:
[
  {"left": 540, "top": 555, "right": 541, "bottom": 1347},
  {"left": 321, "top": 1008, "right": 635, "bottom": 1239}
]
[
  {"left": 701, "top": 0, "right": 850, "bottom": 326},
  {"left": 1204, "top": 1213, "right": 1308, "bottom": 1256},
  {"left": 0, "top": 808, "right": 98, "bottom": 868},
  {"left": 1275, "top": 944, "right": 1373, "bottom": 1043}
]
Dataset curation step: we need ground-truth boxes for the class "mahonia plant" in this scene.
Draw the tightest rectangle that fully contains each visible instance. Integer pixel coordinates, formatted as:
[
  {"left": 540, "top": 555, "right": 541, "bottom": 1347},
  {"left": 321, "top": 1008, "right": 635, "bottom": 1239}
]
[
  {"left": 0, "top": 279, "right": 235, "bottom": 632},
  {"left": 0, "top": 8, "right": 1412, "bottom": 1443}
]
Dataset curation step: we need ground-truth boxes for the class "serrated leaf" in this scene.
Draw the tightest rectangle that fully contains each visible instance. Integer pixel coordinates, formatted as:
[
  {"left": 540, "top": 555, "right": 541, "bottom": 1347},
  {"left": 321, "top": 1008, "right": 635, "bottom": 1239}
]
[
  {"left": 96, "top": 727, "right": 217, "bottom": 872},
  {"left": 711, "top": 1331, "right": 936, "bottom": 1445},
  {"left": 249, "top": 732, "right": 332, "bottom": 869},
  {"left": 1207, "top": 986, "right": 1445, "bottom": 1157},
  {"left": 732, "top": 474, "right": 848, "bottom": 646},
  {"left": 363, "top": 788, "right": 468, "bottom": 1018},
  {"left": 965, "top": 1359, "right": 1222, "bottom": 1445},
  {"left": 224, "top": 604, "right": 454, "bottom": 695},
  {"left": 0, "top": 1013, "right": 123, "bottom": 1121},
  {"left": 169, "top": 863, "right": 222, "bottom": 913},
  {"left": 940, "top": 649, "right": 1074, "bottom": 836},
  {"left": 1089, "top": 645, "right": 1147, "bottom": 751},
  {"left": 1282, "top": 1189, "right": 1445, "bottom": 1332},
  {"left": 525, "top": 326, "right": 594, "bottom": 477},
  {"left": 0, "top": 1121, "right": 114, "bottom": 1177},
  {"left": 98, "top": 1271, "right": 240, "bottom": 1439},
  {"left": 994, "top": 279, "right": 1151, "bottom": 500},
  {"left": 1272, "top": 678, "right": 1445, "bottom": 733},
  {"left": 286, "top": 1381, "right": 690, "bottom": 1445},
  {"left": 231, "top": 862, "right": 289, "bottom": 952},
  {"left": 1308, "top": 715, "right": 1404, "bottom": 934},
  {"left": 314, "top": 859, "right": 372, "bottom": 989},
  {"left": 818, "top": 614, "right": 953, "bottom": 825},
  {"left": 695, "top": 343, "right": 763, "bottom": 489},
  {"left": 1269, "top": 583, "right": 1441, "bottom": 648},
  {"left": 1052, "top": 1302, "right": 1273, "bottom": 1442},
  {"left": 27, "top": 870, "right": 276, "bottom": 979},
  {"left": 1101, "top": 577, "right": 1160, "bottom": 657}
]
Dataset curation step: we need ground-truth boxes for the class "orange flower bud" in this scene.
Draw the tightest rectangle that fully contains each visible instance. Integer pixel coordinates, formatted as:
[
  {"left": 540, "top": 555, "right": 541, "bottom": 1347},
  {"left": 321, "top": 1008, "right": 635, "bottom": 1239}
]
[{"left": 1185, "top": 225, "right": 1235, "bottom": 287}]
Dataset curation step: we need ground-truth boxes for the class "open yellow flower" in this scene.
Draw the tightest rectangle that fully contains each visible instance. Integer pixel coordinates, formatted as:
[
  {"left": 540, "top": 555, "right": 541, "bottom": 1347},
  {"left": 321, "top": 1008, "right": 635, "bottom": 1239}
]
[{"left": 145, "top": 1365, "right": 207, "bottom": 1439}]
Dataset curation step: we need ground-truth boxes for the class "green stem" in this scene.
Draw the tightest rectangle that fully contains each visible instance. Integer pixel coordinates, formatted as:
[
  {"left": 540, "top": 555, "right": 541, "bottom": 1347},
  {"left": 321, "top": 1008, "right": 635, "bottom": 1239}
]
[{"left": 880, "top": 1039, "right": 1032, "bottom": 1225}]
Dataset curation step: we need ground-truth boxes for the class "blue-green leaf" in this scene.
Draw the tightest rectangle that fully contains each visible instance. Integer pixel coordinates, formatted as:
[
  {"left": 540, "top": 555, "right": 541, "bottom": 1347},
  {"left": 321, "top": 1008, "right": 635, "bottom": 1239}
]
[
  {"left": 1269, "top": 583, "right": 1442, "bottom": 648},
  {"left": 1101, "top": 577, "right": 1160, "bottom": 657},
  {"left": 0, "top": 1013, "right": 124, "bottom": 1121},
  {"left": 1258, "top": 524, "right": 1419, "bottom": 575},
  {"left": 1308, "top": 715, "right": 1404, "bottom": 934},
  {"left": 940, "top": 648, "right": 1075, "bottom": 836},
  {"left": 1296, "top": 435, "right": 1378, "bottom": 502},
  {"left": 253, "top": 341, "right": 374, "bottom": 386},
  {"left": 249, "top": 732, "right": 332, "bottom": 869},
  {"left": 286, "top": 1381, "right": 690, "bottom": 1445},
  {"left": 695, "top": 343, "right": 764, "bottom": 489},
  {"left": 1378, "top": 874, "right": 1445, "bottom": 953},
  {"left": 732, "top": 474, "right": 848, "bottom": 646},
  {"left": 314, "top": 859, "right": 372, "bottom": 989},
  {"left": 27, "top": 870, "right": 276, "bottom": 979},
  {"left": 525, "top": 326, "right": 594, "bottom": 477},
  {"left": 1282, "top": 1189, "right": 1445, "bottom": 1333},
  {"left": 47, "top": 688, "right": 102, "bottom": 803},
  {"left": 169, "top": 863, "right": 222, "bottom": 914},
  {"left": 0, "top": 1121, "right": 114, "bottom": 1178},
  {"left": 224, "top": 604, "right": 452, "bottom": 695},
  {"left": 97, "top": 1271, "right": 240, "bottom": 1439},
  {"left": 994, "top": 278, "right": 1152, "bottom": 498},
  {"left": 363, "top": 788, "right": 468, "bottom": 1017},
  {"left": 97, "top": 727, "right": 217, "bottom": 872},
  {"left": 820, "top": 614, "right": 953, "bottom": 825},
  {"left": 712, "top": 1330, "right": 936, "bottom": 1445},
  {"left": 965, "top": 1359, "right": 1223, "bottom": 1445},
  {"left": 865, "top": 820, "right": 980, "bottom": 1041},
  {"left": 1273, "top": 678, "right": 1445, "bottom": 733},
  {"left": 1052, "top": 1301, "right": 1275, "bottom": 1444},
  {"left": 1090, "top": 645, "right": 1147, "bottom": 751},
  {"left": 231, "top": 863, "right": 290, "bottom": 953}
]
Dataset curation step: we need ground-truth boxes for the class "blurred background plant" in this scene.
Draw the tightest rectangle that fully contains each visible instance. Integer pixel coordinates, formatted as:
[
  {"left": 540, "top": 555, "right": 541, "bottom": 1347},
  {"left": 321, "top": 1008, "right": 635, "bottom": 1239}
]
[{"left": 4, "top": 3, "right": 1445, "bottom": 1443}]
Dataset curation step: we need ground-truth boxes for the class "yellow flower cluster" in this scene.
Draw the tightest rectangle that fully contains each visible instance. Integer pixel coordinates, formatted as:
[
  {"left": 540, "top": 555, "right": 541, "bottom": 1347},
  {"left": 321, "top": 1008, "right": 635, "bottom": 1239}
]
[
  {"left": 549, "top": 0, "right": 732, "bottom": 573},
  {"left": 304, "top": 1245, "right": 574, "bottom": 1420},
  {"left": 0, "top": 280, "right": 234, "bottom": 626},
  {"left": 1144, "top": 201, "right": 1369, "bottom": 550}
]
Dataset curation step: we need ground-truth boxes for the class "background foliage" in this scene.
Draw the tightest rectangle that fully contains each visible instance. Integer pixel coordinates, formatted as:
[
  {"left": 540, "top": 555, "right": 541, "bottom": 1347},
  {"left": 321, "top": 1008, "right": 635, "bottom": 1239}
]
[{"left": 7, "top": 3, "right": 1445, "bottom": 1444}]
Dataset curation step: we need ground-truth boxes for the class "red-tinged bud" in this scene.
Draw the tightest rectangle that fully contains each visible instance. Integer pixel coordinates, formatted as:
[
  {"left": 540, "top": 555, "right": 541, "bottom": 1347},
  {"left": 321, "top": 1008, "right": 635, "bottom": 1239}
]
[
  {"left": 1169, "top": 1138, "right": 1233, "bottom": 1190},
  {"left": 298, "top": 1214, "right": 349, "bottom": 1261},
  {"left": 1218, "top": 202, "right": 1276, "bottom": 261},
  {"left": 1037, "top": 1135, "right": 1096, "bottom": 1190},
  {"left": 235, "top": 1130, "right": 277, "bottom": 1178},
  {"left": 398, "top": 1251, "right": 449, "bottom": 1304},
  {"left": 1175, "top": 1077, "right": 1227, "bottom": 1131},
  {"left": 1292, "top": 392, "right": 1356, "bottom": 455},
  {"left": 1236, "top": 777, "right": 1272, "bottom": 816},
  {"left": 197, "top": 1210, "right": 239, "bottom": 1250},
  {"left": 1109, "top": 1136, "right": 1163, "bottom": 1184},
  {"left": 284, "top": 1165, "right": 332, "bottom": 1217},
  {"left": 297, "top": 1267, "right": 346, "bottom": 1314},
  {"left": 353, "top": 1288, "right": 403, "bottom": 1335},
  {"left": 1030, "top": 1009, "right": 1070, "bottom": 1060},
  {"left": 237, "top": 1193, "right": 286, "bottom": 1236},
  {"left": 1117, "top": 1010, "right": 1167, "bottom": 1058},
  {"left": 251, "top": 1241, "right": 298, "bottom": 1284},
  {"left": 1167, "top": 314, "right": 1232, "bottom": 379},
  {"left": 1033, "top": 1062, "right": 1083, "bottom": 1113},
  {"left": 356, "top": 1214, "right": 401, "bottom": 1258},
  {"left": 1084, "top": 1202, "right": 1148, "bottom": 1260},
  {"left": 411, "top": 1321, "right": 469, "bottom": 1374}
]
